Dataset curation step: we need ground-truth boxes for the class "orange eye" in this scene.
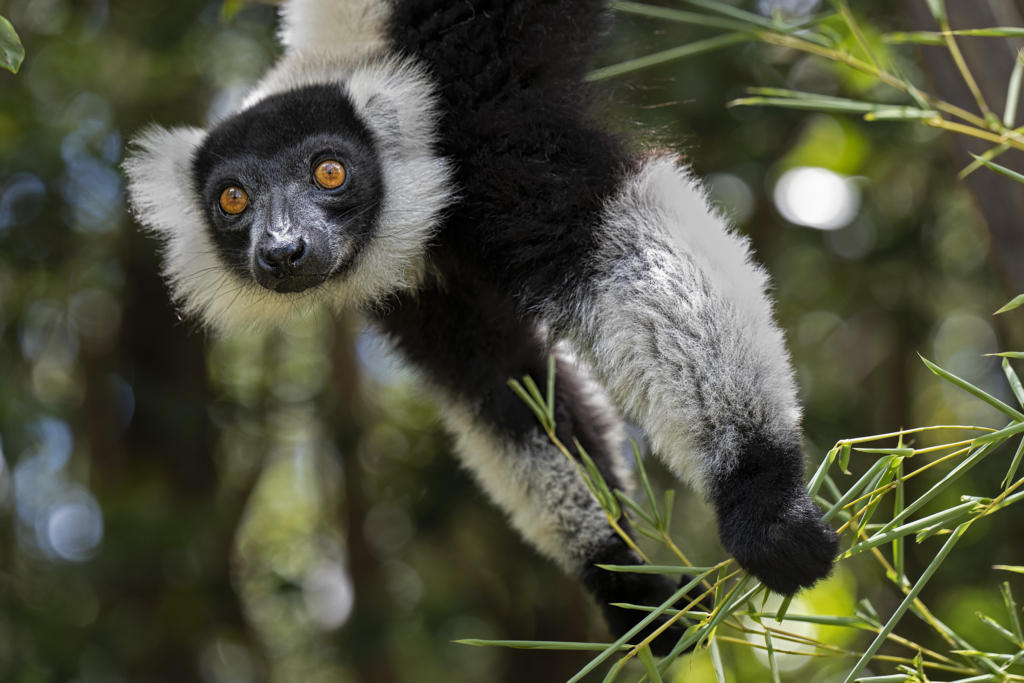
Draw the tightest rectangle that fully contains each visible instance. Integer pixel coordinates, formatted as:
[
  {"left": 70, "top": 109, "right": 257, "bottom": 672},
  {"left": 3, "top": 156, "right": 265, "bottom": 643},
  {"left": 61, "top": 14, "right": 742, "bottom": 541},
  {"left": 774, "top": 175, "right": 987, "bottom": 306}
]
[
  {"left": 219, "top": 186, "right": 249, "bottom": 215},
  {"left": 314, "top": 160, "right": 347, "bottom": 190}
]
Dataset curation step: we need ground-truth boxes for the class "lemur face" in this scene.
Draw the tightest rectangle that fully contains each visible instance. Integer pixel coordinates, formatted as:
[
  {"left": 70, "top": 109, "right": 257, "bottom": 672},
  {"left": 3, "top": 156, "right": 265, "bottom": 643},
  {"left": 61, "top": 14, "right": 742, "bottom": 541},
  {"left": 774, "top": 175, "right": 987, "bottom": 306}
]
[{"left": 192, "top": 84, "right": 384, "bottom": 295}]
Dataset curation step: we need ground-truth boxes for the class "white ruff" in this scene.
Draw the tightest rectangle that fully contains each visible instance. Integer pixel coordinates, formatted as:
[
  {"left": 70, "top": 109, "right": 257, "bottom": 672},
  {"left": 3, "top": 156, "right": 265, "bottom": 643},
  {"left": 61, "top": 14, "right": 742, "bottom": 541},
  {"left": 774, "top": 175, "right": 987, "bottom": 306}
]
[{"left": 125, "top": 54, "right": 453, "bottom": 335}]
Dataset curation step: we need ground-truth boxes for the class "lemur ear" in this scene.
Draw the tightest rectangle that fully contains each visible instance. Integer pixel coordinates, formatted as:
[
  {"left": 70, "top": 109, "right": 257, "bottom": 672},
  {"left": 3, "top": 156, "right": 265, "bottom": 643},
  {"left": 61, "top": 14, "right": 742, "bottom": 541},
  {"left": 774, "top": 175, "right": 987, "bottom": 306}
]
[{"left": 277, "top": 0, "right": 390, "bottom": 59}]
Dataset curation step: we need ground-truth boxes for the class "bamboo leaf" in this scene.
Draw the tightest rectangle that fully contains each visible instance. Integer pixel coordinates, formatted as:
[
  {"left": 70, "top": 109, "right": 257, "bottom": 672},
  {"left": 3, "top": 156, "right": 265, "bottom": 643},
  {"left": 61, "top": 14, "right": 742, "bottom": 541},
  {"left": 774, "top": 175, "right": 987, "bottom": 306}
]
[
  {"left": 853, "top": 447, "right": 915, "bottom": 456},
  {"left": 746, "top": 612, "right": 873, "bottom": 629},
  {"left": 775, "top": 595, "right": 794, "bottom": 623},
  {"left": 822, "top": 455, "right": 895, "bottom": 523},
  {"left": 841, "top": 500, "right": 977, "bottom": 559},
  {"left": 1005, "top": 50, "right": 1024, "bottom": 128},
  {"left": 921, "top": 355, "right": 1024, "bottom": 422},
  {"left": 678, "top": 0, "right": 781, "bottom": 30},
  {"left": 976, "top": 611, "right": 1021, "bottom": 647},
  {"left": 577, "top": 440, "right": 620, "bottom": 518},
  {"left": 972, "top": 155, "right": 1024, "bottom": 187},
  {"left": 1000, "top": 582, "right": 1023, "bottom": 644},
  {"left": 1002, "top": 438, "right": 1024, "bottom": 489},
  {"left": 588, "top": 32, "right": 750, "bottom": 80},
  {"left": 842, "top": 525, "right": 968, "bottom": 683},
  {"left": 597, "top": 564, "right": 715, "bottom": 575},
  {"left": 864, "top": 108, "right": 940, "bottom": 120},
  {"left": 994, "top": 565, "right": 1024, "bottom": 574},
  {"left": 508, "top": 379, "right": 553, "bottom": 430},
  {"left": 893, "top": 460, "right": 906, "bottom": 585},
  {"left": 614, "top": 490, "right": 659, "bottom": 528},
  {"left": 764, "top": 630, "right": 782, "bottom": 683},
  {"left": 839, "top": 442, "right": 852, "bottom": 474},
  {"left": 546, "top": 354, "right": 556, "bottom": 421},
  {"left": 989, "top": 352, "right": 1024, "bottom": 359},
  {"left": 807, "top": 447, "right": 838, "bottom": 497},
  {"left": 953, "top": 27, "right": 1024, "bottom": 38},
  {"left": 456, "top": 639, "right": 631, "bottom": 651},
  {"left": 566, "top": 567, "right": 719, "bottom": 683},
  {"left": 923, "top": 0, "right": 946, "bottom": 24},
  {"left": 613, "top": 1, "right": 755, "bottom": 32},
  {"left": 996, "top": 294, "right": 1024, "bottom": 314},
  {"left": 632, "top": 439, "right": 662, "bottom": 526},
  {"left": 663, "top": 489, "right": 675, "bottom": 533},
  {"left": 637, "top": 644, "right": 665, "bottom": 683},
  {"left": 882, "top": 30, "right": 946, "bottom": 45},
  {"left": 969, "top": 420, "right": 1024, "bottom": 445},
  {"left": 0, "top": 15, "right": 24, "bottom": 74},
  {"left": 854, "top": 676, "right": 909, "bottom": 683},
  {"left": 1003, "top": 357, "right": 1024, "bottom": 408},
  {"left": 729, "top": 96, "right": 882, "bottom": 114},
  {"left": 709, "top": 638, "right": 726, "bottom": 683}
]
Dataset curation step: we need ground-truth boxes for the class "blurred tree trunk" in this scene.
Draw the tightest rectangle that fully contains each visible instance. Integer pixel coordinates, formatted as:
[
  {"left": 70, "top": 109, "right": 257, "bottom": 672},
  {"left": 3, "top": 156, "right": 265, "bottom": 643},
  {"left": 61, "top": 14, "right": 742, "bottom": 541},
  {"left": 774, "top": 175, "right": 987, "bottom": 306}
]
[{"left": 901, "top": 0, "right": 1024, "bottom": 294}]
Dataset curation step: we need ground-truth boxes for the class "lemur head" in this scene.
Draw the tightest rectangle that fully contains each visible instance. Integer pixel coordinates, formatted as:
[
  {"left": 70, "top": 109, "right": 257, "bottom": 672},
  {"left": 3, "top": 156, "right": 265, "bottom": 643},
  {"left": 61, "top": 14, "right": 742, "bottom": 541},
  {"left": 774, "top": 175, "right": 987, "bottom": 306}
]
[{"left": 125, "top": 57, "right": 452, "bottom": 333}]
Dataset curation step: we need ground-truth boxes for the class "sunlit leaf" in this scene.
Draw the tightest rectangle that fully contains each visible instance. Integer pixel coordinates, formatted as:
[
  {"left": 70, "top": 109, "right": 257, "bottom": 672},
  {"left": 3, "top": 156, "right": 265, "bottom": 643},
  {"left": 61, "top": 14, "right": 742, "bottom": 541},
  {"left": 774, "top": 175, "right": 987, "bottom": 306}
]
[
  {"left": 972, "top": 155, "right": 1024, "bottom": 186},
  {"left": 637, "top": 644, "right": 665, "bottom": 683},
  {"left": 996, "top": 293, "right": 1024, "bottom": 314},
  {"left": 0, "top": 15, "right": 24, "bottom": 74},
  {"left": 921, "top": 355, "right": 1024, "bottom": 422}
]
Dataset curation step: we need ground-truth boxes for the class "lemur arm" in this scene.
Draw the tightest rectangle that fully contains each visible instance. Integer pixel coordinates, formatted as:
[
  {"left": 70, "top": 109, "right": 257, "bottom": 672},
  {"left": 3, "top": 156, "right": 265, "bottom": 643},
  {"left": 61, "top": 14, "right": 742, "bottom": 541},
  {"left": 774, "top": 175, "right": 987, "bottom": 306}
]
[
  {"left": 547, "top": 159, "right": 839, "bottom": 595},
  {"left": 377, "top": 268, "right": 691, "bottom": 653}
]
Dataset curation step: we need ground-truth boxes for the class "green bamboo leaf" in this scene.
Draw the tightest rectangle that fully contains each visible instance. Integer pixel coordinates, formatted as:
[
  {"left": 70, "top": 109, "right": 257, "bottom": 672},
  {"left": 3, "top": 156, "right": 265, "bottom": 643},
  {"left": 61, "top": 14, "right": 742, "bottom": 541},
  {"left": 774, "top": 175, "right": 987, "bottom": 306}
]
[
  {"left": 610, "top": 603, "right": 708, "bottom": 619},
  {"left": 864, "top": 108, "right": 940, "bottom": 120},
  {"left": 994, "top": 565, "right": 1024, "bottom": 574},
  {"left": 854, "top": 676, "right": 909, "bottom": 683},
  {"left": 508, "top": 379, "right": 553, "bottom": 430},
  {"left": 996, "top": 294, "right": 1024, "bottom": 314},
  {"left": 1002, "top": 438, "right": 1024, "bottom": 489},
  {"left": 855, "top": 598, "right": 881, "bottom": 627},
  {"left": 762, "top": 628, "right": 779, "bottom": 681},
  {"left": 566, "top": 567, "right": 719, "bottom": 683},
  {"left": 882, "top": 30, "right": 946, "bottom": 45},
  {"left": 546, "top": 354, "right": 556, "bottom": 420},
  {"left": 614, "top": 490, "right": 659, "bottom": 528},
  {"left": 989, "top": 352, "right": 1024, "bottom": 359},
  {"left": 747, "top": 612, "right": 872, "bottom": 629},
  {"left": 678, "top": 0, "right": 780, "bottom": 30},
  {"left": 631, "top": 439, "right": 662, "bottom": 526},
  {"left": 1004, "top": 50, "right": 1024, "bottom": 127},
  {"left": 1003, "top": 357, "right": 1023, "bottom": 408},
  {"left": 960, "top": 143, "right": 1011, "bottom": 179},
  {"left": 597, "top": 564, "right": 716, "bottom": 575},
  {"left": 953, "top": 27, "right": 1024, "bottom": 37},
  {"left": 774, "top": 595, "right": 794, "bottom": 623},
  {"left": 1000, "top": 582, "right": 1023, "bottom": 644},
  {"left": 923, "top": 0, "right": 946, "bottom": 24},
  {"left": 522, "top": 375, "right": 547, "bottom": 417},
  {"left": 893, "top": 460, "right": 906, "bottom": 585},
  {"left": 854, "top": 447, "right": 915, "bottom": 456},
  {"left": 663, "top": 489, "right": 675, "bottom": 534},
  {"left": 729, "top": 96, "right": 882, "bottom": 114},
  {"left": 0, "top": 15, "right": 24, "bottom": 74},
  {"left": 588, "top": 32, "right": 750, "bottom": 80},
  {"left": 921, "top": 356, "right": 1024, "bottom": 422},
  {"left": 601, "top": 658, "right": 626, "bottom": 683},
  {"left": 637, "top": 644, "right": 665, "bottom": 683},
  {"left": 976, "top": 612, "right": 1021, "bottom": 647},
  {"left": 613, "top": 1, "right": 755, "bottom": 31},
  {"left": 969, "top": 420, "right": 1024, "bottom": 445},
  {"left": 858, "top": 457, "right": 902, "bottom": 530},
  {"left": 843, "top": 524, "right": 968, "bottom": 683},
  {"left": 577, "top": 440, "right": 620, "bottom": 518},
  {"left": 709, "top": 638, "right": 726, "bottom": 683},
  {"left": 841, "top": 500, "right": 976, "bottom": 559},
  {"left": 807, "top": 447, "right": 838, "bottom": 497},
  {"left": 456, "top": 639, "right": 631, "bottom": 650},
  {"left": 657, "top": 582, "right": 760, "bottom": 675},
  {"left": 972, "top": 155, "right": 1024, "bottom": 187},
  {"left": 839, "top": 442, "right": 852, "bottom": 474},
  {"left": 822, "top": 455, "right": 895, "bottom": 523}
]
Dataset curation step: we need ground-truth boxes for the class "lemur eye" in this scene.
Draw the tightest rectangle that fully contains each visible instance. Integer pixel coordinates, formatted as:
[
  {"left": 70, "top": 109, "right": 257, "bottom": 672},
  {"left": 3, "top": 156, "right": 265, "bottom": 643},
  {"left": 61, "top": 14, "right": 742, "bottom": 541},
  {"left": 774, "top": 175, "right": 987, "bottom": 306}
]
[
  {"left": 313, "top": 160, "right": 346, "bottom": 190},
  {"left": 219, "top": 186, "right": 249, "bottom": 215}
]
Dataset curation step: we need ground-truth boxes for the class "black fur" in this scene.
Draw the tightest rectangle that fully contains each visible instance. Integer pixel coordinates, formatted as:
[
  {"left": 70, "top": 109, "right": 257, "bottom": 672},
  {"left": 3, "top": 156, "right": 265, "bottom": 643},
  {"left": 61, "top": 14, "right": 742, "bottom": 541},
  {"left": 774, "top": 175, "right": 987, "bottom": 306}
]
[
  {"left": 192, "top": 85, "right": 384, "bottom": 290},
  {"left": 711, "top": 436, "right": 839, "bottom": 595},
  {"left": 388, "top": 0, "right": 635, "bottom": 314}
]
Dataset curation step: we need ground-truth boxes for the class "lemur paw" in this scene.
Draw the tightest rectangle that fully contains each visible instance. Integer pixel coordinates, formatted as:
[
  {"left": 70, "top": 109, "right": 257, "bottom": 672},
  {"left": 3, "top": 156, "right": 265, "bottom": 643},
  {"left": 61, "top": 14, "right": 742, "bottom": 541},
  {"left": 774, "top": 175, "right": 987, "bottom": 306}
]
[{"left": 719, "top": 494, "right": 840, "bottom": 596}]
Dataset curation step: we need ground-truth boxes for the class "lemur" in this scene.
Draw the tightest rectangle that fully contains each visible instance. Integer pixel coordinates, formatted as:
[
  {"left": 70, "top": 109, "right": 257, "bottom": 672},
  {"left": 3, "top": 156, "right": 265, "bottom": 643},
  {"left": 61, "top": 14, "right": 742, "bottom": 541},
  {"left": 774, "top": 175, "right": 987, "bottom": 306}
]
[{"left": 125, "top": 0, "right": 839, "bottom": 653}]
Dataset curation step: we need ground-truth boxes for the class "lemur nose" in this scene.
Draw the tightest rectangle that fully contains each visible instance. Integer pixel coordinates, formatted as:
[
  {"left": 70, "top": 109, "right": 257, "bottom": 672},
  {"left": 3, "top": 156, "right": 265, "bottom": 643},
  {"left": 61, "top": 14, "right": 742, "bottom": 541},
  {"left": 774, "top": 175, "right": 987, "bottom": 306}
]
[{"left": 259, "top": 238, "right": 307, "bottom": 274}]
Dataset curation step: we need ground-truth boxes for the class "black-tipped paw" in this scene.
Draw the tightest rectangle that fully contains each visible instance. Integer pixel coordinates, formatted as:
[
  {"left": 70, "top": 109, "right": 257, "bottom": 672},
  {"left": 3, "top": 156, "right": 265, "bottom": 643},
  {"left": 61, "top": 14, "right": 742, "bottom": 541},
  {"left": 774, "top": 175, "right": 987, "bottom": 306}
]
[{"left": 719, "top": 494, "right": 840, "bottom": 596}]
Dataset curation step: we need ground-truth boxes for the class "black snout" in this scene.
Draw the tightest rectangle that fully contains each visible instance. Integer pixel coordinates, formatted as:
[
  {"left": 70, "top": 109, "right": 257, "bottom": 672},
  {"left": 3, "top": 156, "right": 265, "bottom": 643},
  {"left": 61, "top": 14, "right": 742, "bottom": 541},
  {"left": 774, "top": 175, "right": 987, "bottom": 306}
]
[{"left": 258, "top": 238, "right": 307, "bottom": 274}]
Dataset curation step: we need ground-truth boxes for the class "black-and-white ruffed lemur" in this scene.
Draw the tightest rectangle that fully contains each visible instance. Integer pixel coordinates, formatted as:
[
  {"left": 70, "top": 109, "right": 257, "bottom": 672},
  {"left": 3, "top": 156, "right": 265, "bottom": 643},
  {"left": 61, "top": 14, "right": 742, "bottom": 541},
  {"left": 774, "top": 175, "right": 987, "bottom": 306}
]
[{"left": 125, "top": 0, "right": 839, "bottom": 652}]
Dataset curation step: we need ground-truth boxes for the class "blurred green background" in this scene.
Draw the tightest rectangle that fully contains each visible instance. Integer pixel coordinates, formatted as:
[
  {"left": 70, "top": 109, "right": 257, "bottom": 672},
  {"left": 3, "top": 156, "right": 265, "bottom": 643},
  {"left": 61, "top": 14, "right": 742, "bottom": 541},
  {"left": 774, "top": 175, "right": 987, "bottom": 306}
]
[{"left": 1, "top": 0, "right": 1023, "bottom": 681}]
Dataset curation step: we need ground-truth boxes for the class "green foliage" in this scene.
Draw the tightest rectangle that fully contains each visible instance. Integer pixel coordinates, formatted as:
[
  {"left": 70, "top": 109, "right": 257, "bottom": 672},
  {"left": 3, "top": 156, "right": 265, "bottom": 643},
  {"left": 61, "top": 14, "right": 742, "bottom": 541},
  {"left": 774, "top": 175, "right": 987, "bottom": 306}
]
[{"left": 0, "top": 15, "right": 23, "bottom": 73}]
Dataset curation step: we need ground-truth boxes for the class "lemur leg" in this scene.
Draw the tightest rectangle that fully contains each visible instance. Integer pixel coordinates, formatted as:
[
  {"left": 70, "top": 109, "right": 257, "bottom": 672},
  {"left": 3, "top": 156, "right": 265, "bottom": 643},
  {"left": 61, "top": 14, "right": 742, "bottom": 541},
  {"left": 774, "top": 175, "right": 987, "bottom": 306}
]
[
  {"left": 551, "top": 160, "right": 840, "bottom": 595},
  {"left": 377, "top": 273, "right": 689, "bottom": 653}
]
